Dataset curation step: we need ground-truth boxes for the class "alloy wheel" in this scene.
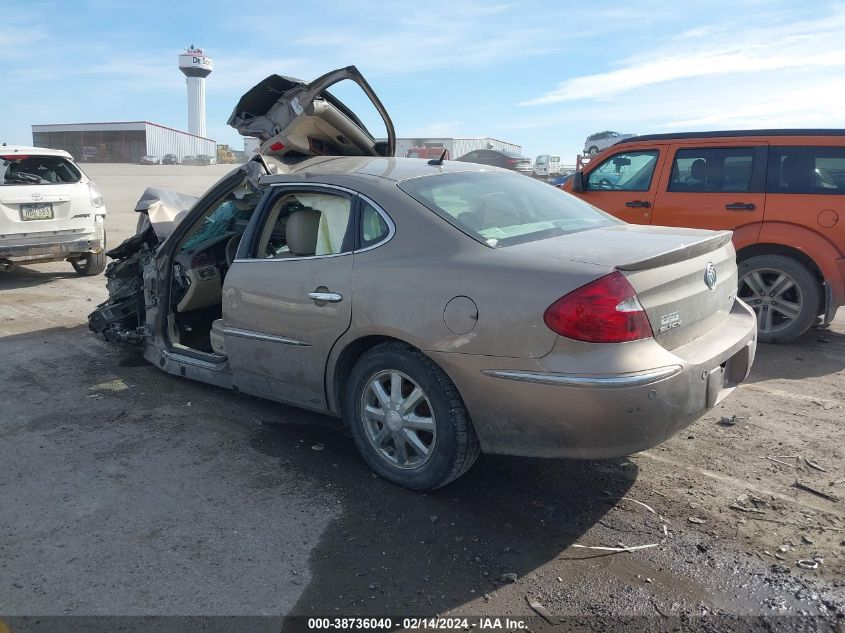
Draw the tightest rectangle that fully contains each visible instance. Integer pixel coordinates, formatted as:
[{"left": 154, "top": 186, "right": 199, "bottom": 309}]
[
  {"left": 360, "top": 370, "right": 437, "bottom": 470},
  {"left": 739, "top": 267, "right": 804, "bottom": 335}
]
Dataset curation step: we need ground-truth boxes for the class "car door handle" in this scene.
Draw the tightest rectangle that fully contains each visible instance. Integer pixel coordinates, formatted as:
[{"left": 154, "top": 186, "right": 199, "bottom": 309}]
[
  {"left": 625, "top": 200, "right": 651, "bottom": 208},
  {"left": 308, "top": 291, "right": 343, "bottom": 303},
  {"left": 726, "top": 202, "right": 755, "bottom": 211}
]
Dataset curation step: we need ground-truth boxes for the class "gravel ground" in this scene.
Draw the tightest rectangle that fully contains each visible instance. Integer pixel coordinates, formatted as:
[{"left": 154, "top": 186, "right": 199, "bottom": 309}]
[{"left": 1, "top": 164, "right": 843, "bottom": 631}]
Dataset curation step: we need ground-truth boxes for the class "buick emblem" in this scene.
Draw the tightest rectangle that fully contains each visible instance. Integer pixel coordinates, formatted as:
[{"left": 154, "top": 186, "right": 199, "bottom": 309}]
[
  {"left": 31, "top": 192, "right": 43, "bottom": 201},
  {"left": 704, "top": 262, "right": 717, "bottom": 290}
]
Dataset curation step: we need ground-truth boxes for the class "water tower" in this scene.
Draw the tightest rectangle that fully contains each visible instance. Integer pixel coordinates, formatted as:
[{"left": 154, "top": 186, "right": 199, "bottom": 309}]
[{"left": 178, "top": 45, "right": 213, "bottom": 138}]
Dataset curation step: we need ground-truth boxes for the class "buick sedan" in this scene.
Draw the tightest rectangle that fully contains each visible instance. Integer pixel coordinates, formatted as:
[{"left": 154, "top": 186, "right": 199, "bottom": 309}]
[{"left": 89, "top": 67, "right": 757, "bottom": 489}]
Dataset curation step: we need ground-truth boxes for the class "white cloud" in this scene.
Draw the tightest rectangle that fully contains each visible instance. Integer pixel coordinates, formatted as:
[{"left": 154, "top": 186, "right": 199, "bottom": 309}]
[{"left": 521, "top": 9, "right": 845, "bottom": 105}]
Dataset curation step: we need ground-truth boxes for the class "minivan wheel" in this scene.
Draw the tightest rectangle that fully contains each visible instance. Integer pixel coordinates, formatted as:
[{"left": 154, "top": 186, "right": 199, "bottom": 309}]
[
  {"left": 738, "top": 254, "right": 820, "bottom": 343},
  {"left": 71, "top": 251, "right": 107, "bottom": 276},
  {"left": 587, "top": 146, "right": 599, "bottom": 156},
  {"left": 345, "top": 342, "right": 480, "bottom": 490}
]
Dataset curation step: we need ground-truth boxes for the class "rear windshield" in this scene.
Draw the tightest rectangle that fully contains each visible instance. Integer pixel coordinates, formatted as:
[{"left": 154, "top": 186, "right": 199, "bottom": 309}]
[
  {"left": 399, "top": 172, "right": 620, "bottom": 247},
  {"left": 1, "top": 155, "right": 82, "bottom": 185}
]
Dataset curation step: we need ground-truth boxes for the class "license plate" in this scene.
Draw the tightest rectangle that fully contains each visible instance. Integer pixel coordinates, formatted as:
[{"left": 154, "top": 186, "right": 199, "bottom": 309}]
[{"left": 20, "top": 203, "right": 53, "bottom": 221}]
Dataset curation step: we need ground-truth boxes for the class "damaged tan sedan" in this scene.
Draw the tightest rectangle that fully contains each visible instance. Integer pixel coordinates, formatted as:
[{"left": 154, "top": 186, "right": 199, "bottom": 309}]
[{"left": 90, "top": 66, "right": 758, "bottom": 490}]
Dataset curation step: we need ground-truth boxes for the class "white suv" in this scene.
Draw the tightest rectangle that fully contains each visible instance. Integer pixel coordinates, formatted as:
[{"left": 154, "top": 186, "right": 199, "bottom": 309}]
[
  {"left": 1, "top": 146, "right": 107, "bottom": 275},
  {"left": 583, "top": 131, "right": 635, "bottom": 156}
]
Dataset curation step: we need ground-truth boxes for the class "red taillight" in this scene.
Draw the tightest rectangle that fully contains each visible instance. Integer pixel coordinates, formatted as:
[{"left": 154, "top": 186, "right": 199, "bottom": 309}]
[
  {"left": 269, "top": 142, "right": 285, "bottom": 152},
  {"left": 506, "top": 158, "right": 519, "bottom": 164},
  {"left": 1, "top": 155, "right": 27, "bottom": 160},
  {"left": 543, "top": 271, "right": 653, "bottom": 343}
]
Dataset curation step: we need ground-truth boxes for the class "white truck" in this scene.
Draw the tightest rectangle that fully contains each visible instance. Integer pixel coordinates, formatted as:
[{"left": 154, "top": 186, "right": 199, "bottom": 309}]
[{"left": 532, "top": 154, "right": 562, "bottom": 180}]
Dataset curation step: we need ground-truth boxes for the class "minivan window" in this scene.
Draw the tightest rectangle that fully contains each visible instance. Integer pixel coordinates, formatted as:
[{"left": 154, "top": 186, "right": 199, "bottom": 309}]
[
  {"left": 585, "top": 150, "right": 658, "bottom": 191},
  {"left": 768, "top": 146, "right": 845, "bottom": 194},
  {"left": 399, "top": 171, "right": 620, "bottom": 247},
  {"left": 668, "top": 147, "right": 757, "bottom": 193},
  {"left": 1, "top": 155, "right": 82, "bottom": 185}
]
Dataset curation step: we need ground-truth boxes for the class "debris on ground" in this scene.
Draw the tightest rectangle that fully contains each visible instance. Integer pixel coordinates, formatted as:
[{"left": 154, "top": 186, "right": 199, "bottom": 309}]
[
  {"left": 764, "top": 456, "right": 794, "bottom": 468},
  {"left": 796, "top": 559, "right": 820, "bottom": 570},
  {"left": 804, "top": 458, "right": 828, "bottom": 472},
  {"left": 570, "top": 543, "right": 659, "bottom": 554},
  {"left": 794, "top": 479, "right": 840, "bottom": 502},
  {"left": 526, "top": 595, "right": 557, "bottom": 625},
  {"left": 500, "top": 573, "right": 518, "bottom": 583},
  {"left": 688, "top": 516, "right": 706, "bottom": 524},
  {"left": 719, "top": 415, "right": 737, "bottom": 426},
  {"left": 88, "top": 378, "right": 129, "bottom": 392},
  {"left": 311, "top": 444, "right": 325, "bottom": 451}
]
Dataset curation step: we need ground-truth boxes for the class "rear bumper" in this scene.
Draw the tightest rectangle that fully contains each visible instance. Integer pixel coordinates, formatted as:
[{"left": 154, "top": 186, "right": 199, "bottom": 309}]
[
  {"left": 430, "top": 299, "right": 757, "bottom": 459},
  {"left": 0, "top": 233, "right": 103, "bottom": 260}
]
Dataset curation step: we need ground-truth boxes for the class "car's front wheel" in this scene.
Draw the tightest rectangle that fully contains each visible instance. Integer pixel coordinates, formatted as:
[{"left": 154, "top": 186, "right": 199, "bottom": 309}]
[
  {"left": 738, "top": 254, "right": 820, "bottom": 343},
  {"left": 345, "top": 342, "right": 480, "bottom": 490},
  {"left": 587, "top": 145, "right": 599, "bottom": 156}
]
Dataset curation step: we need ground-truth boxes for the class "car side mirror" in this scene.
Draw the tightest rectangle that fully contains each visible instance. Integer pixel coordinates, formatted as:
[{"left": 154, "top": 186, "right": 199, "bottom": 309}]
[{"left": 571, "top": 171, "right": 584, "bottom": 192}]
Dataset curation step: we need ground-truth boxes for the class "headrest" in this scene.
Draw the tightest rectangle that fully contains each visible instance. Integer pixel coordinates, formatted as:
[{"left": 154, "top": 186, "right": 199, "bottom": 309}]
[{"left": 286, "top": 208, "right": 321, "bottom": 256}]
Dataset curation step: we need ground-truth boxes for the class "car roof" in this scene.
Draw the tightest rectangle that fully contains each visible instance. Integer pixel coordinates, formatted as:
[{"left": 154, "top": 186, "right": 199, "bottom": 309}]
[
  {"left": 0, "top": 145, "right": 73, "bottom": 159},
  {"left": 617, "top": 129, "right": 845, "bottom": 144},
  {"left": 266, "top": 156, "right": 512, "bottom": 184}
]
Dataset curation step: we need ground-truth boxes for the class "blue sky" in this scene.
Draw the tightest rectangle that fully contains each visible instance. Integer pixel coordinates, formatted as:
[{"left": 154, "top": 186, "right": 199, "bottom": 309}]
[{"left": 2, "top": 0, "right": 844, "bottom": 161}]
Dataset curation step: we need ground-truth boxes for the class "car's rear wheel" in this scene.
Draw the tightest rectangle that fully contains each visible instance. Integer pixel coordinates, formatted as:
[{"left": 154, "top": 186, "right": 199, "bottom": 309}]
[
  {"left": 71, "top": 251, "right": 107, "bottom": 276},
  {"left": 587, "top": 146, "right": 599, "bottom": 156},
  {"left": 345, "top": 342, "right": 480, "bottom": 490},
  {"left": 738, "top": 254, "right": 820, "bottom": 343}
]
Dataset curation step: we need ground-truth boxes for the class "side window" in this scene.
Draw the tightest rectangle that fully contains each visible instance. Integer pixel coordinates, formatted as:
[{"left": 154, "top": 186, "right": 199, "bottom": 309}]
[
  {"left": 668, "top": 147, "right": 757, "bottom": 193},
  {"left": 255, "top": 191, "right": 353, "bottom": 259},
  {"left": 768, "top": 146, "right": 845, "bottom": 194},
  {"left": 359, "top": 201, "right": 391, "bottom": 248},
  {"left": 585, "top": 150, "right": 659, "bottom": 191}
]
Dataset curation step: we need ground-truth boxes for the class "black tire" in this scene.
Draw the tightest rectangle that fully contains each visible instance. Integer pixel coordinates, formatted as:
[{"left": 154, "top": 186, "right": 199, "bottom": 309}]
[
  {"left": 345, "top": 342, "right": 480, "bottom": 490},
  {"left": 587, "top": 146, "right": 599, "bottom": 156},
  {"left": 71, "top": 251, "right": 107, "bottom": 276},
  {"left": 738, "top": 254, "right": 820, "bottom": 343}
]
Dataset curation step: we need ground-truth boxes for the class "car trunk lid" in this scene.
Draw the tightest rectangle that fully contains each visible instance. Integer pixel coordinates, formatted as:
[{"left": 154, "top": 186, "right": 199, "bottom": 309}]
[
  {"left": 508, "top": 225, "right": 737, "bottom": 350},
  {"left": 228, "top": 65, "right": 395, "bottom": 163}
]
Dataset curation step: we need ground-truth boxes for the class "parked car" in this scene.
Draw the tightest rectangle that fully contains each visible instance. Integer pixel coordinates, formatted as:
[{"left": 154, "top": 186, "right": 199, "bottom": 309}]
[
  {"left": 455, "top": 149, "right": 533, "bottom": 175},
  {"left": 182, "top": 155, "right": 196, "bottom": 166},
  {"left": 140, "top": 154, "right": 160, "bottom": 165},
  {"left": 565, "top": 129, "right": 845, "bottom": 343},
  {"left": 584, "top": 131, "right": 635, "bottom": 156},
  {"left": 89, "top": 66, "right": 756, "bottom": 490},
  {"left": 162, "top": 154, "right": 179, "bottom": 165},
  {"left": 195, "top": 154, "right": 214, "bottom": 166},
  {"left": 1, "top": 146, "right": 107, "bottom": 275}
]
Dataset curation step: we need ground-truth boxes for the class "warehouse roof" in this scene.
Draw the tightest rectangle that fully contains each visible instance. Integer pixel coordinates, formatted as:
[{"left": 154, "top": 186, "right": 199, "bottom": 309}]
[{"left": 31, "top": 121, "right": 215, "bottom": 142}]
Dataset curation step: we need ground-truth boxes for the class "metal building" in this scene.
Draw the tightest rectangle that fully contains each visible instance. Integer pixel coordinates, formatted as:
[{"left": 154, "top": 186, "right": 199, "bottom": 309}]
[
  {"left": 31, "top": 121, "right": 216, "bottom": 163},
  {"left": 395, "top": 137, "right": 522, "bottom": 159}
]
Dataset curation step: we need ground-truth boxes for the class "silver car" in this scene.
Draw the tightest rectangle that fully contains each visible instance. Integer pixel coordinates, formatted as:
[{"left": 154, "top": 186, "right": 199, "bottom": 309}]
[
  {"left": 90, "top": 67, "right": 757, "bottom": 490},
  {"left": 584, "top": 131, "right": 635, "bottom": 156}
]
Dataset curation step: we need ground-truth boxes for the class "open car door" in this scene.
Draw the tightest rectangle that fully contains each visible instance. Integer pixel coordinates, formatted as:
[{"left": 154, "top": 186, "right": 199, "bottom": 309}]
[{"left": 228, "top": 65, "right": 395, "bottom": 162}]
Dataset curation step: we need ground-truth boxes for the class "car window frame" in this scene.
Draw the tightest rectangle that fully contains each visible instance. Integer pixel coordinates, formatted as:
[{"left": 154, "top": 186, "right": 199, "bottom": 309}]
[
  {"left": 584, "top": 149, "right": 660, "bottom": 192},
  {"left": 354, "top": 196, "right": 395, "bottom": 252},
  {"left": 241, "top": 184, "right": 356, "bottom": 261},
  {"left": 767, "top": 145, "right": 845, "bottom": 195},
  {"left": 237, "top": 183, "right": 393, "bottom": 261},
  {"left": 666, "top": 145, "right": 767, "bottom": 194}
]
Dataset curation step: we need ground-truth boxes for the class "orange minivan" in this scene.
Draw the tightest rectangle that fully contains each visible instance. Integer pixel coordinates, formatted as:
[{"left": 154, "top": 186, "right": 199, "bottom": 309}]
[{"left": 565, "top": 130, "right": 845, "bottom": 343}]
